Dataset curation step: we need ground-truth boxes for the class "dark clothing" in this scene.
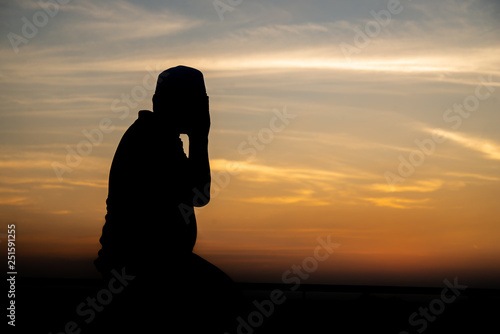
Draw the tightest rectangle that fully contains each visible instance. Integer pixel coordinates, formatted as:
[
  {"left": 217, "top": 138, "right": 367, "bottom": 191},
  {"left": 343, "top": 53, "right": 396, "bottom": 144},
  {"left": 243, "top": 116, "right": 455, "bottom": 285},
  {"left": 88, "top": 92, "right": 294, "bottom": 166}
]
[
  {"left": 95, "top": 110, "right": 197, "bottom": 275},
  {"left": 91, "top": 67, "right": 248, "bottom": 332}
]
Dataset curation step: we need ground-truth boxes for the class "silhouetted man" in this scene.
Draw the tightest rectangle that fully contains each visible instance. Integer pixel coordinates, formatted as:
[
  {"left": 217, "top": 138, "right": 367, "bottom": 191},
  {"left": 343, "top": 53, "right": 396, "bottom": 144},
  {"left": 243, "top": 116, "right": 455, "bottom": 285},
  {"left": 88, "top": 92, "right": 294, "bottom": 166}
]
[
  {"left": 92, "top": 66, "right": 241, "bottom": 332},
  {"left": 95, "top": 65, "right": 211, "bottom": 277}
]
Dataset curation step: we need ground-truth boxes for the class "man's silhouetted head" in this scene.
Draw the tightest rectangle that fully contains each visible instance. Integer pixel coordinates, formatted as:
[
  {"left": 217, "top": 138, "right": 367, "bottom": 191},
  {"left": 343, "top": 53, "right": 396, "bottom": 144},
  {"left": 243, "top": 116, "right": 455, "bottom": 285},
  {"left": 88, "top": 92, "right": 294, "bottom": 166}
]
[{"left": 152, "top": 65, "right": 208, "bottom": 135}]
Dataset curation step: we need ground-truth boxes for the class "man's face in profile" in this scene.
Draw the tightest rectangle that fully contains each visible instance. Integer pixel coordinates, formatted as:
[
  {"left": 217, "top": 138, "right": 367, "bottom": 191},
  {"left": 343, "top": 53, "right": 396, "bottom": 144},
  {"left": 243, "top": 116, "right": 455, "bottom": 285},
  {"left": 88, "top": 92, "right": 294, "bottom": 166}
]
[{"left": 155, "top": 93, "right": 207, "bottom": 136}]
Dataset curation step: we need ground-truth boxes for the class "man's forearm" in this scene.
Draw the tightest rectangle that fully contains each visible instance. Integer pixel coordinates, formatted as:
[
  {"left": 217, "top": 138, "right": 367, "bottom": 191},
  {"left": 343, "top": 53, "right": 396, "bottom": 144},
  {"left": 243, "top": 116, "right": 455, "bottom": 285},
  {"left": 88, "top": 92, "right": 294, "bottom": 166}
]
[{"left": 189, "top": 136, "right": 211, "bottom": 206}]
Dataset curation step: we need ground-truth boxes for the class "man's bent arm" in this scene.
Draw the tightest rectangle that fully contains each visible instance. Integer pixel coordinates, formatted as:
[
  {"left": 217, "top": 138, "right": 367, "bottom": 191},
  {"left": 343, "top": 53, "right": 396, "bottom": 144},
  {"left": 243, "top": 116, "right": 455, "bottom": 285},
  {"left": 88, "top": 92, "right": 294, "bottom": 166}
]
[{"left": 188, "top": 136, "right": 210, "bottom": 207}]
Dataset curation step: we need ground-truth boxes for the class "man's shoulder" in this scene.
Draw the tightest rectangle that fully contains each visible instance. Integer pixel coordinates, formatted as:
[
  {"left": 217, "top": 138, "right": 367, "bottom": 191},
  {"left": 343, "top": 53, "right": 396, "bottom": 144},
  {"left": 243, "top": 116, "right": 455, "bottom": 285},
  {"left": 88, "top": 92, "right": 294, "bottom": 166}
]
[
  {"left": 116, "top": 110, "right": 154, "bottom": 145},
  {"left": 138, "top": 109, "right": 153, "bottom": 119},
  {"left": 127, "top": 110, "right": 154, "bottom": 132}
]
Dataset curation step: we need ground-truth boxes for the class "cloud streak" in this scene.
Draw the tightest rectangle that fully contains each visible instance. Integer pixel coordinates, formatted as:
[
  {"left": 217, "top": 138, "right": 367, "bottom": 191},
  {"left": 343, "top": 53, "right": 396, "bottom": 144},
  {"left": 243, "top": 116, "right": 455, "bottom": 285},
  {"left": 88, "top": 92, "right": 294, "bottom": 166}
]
[
  {"left": 435, "top": 129, "right": 500, "bottom": 160},
  {"left": 362, "top": 197, "right": 431, "bottom": 209}
]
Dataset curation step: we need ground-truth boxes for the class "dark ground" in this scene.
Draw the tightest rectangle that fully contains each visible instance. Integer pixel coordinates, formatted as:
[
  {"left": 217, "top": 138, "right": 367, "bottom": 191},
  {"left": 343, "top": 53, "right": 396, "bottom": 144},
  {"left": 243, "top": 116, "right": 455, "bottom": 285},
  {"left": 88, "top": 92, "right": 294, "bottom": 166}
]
[{"left": 9, "top": 277, "right": 500, "bottom": 333}]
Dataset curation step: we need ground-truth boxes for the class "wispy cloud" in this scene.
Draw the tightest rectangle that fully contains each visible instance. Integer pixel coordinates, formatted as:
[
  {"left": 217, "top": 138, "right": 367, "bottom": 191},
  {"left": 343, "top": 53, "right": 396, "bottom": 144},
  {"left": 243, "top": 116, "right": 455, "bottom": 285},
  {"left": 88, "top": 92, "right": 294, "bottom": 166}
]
[
  {"left": 444, "top": 172, "right": 500, "bottom": 181},
  {"left": 0, "top": 187, "right": 29, "bottom": 193},
  {"left": 49, "top": 210, "right": 72, "bottom": 215},
  {"left": 211, "top": 159, "right": 375, "bottom": 183},
  {"left": 370, "top": 179, "right": 444, "bottom": 193},
  {"left": 23, "top": 0, "right": 200, "bottom": 43},
  {"left": 363, "top": 197, "right": 431, "bottom": 209},
  {"left": 0, "top": 196, "right": 30, "bottom": 206},
  {"left": 432, "top": 129, "right": 500, "bottom": 160},
  {"left": 243, "top": 195, "right": 330, "bottom": 206}
]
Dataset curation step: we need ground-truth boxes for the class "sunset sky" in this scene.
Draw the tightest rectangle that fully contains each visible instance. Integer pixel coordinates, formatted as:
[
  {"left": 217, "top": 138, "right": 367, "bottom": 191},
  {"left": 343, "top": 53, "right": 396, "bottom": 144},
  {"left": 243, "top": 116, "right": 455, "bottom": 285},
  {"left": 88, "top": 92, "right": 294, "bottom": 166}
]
[{"left": 1, "top": 0, "right": 499, "bottom": 288}]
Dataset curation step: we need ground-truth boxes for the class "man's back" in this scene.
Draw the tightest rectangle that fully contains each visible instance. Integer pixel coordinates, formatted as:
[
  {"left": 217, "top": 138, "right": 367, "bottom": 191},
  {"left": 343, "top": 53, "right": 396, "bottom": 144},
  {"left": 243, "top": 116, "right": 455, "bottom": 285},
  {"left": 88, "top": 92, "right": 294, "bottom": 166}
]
[{"left": 95, "top": 110, "right": 197, "bottom": 275}]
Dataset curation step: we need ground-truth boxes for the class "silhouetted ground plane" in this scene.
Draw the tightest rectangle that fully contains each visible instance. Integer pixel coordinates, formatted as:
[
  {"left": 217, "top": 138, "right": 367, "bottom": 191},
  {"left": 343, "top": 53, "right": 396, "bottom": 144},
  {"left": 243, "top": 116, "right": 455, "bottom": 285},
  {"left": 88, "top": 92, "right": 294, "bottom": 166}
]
[{"left": 14, "top": 278, "right": 500, "bottom": 333}]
